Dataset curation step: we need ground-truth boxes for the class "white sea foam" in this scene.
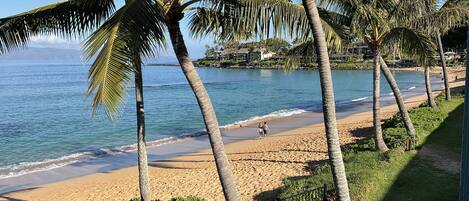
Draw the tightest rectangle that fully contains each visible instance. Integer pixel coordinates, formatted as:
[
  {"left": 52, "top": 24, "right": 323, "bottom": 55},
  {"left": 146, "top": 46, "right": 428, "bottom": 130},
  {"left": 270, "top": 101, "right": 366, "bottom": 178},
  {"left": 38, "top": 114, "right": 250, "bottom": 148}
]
[
  {"left": 0, "top": 104, "right": 359, "bottom": 179},
  {"left": 220, "top": 108, "right": 308, "bottom": 129},
  {"left": 351, "top": 96, "right": 368, "bottom": 102},
  {"left": 0, "top": 136, "right": 187, "bottom": 179},
  {"left": 0, "top": 152, "right": 87, "bottom": 179},
  {"left": 407, "top": 86, "right": 416, "bottom": 90}
]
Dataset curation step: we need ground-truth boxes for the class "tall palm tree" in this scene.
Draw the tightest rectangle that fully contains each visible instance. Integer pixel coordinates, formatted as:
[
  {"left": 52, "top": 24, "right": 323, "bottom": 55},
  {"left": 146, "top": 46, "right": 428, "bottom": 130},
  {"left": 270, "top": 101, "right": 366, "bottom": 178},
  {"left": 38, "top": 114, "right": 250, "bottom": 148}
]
[
  {"left": 189, "top": 0, "right": 351, "bottom": 198},
  {"left": 325, "top": 0, "right": 442, "bottom": 151},
  {"left": 424, "top": 66, "right": 438, "bottom": 108},
  {"left": 460, "top": 24, "right": 469, "bottom": 201},
  {"left": 436, "top": 32, "right": 451, "bottom": 100},
  {"left": 0, "top": 0, "right": 241, "bottom": 200},
  {"left": 302, "top": 0, "right": 351, "bottom": 199},
  {"left": 160, "top": 1, "right": 241, "bottom": 199},
  {"left": 315, "top": 0, "right": 469, "bottom": 150},
  {"left": 0, "top": 1, "right": 164, "bottom": 200},
  {"left": 83, "top": 1, "right": 166, "bottom": 199},
  {"left": 414, "top": 0, "right": 469, "bottom": 102},
  {"left": 379, "top": 57, "right": 418, "bottom": 141},
  {"left": 283, "top": 0, "right": 433, "bottom": 151},
  {"left": 227, "top": 0, "right": 422, "bottom": 150}
]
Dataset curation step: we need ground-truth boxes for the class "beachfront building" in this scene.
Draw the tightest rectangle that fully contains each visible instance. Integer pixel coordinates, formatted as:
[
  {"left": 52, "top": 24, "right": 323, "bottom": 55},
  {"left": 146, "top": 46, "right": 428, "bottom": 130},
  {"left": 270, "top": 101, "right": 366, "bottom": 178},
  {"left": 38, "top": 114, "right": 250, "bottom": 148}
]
[
  {"left": 249, "top": 48, "right": 276, "bottom": 61},
  {"left": 219, "top": 48, "right": 276, "bottom": 62}
]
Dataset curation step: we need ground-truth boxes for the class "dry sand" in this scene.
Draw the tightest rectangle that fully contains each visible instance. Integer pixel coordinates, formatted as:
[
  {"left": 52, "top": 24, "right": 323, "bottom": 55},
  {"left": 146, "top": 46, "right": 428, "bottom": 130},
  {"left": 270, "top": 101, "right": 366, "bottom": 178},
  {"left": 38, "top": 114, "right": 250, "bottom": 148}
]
[{"left": 1, "top": 69, "right": 465, "bottom": 201}]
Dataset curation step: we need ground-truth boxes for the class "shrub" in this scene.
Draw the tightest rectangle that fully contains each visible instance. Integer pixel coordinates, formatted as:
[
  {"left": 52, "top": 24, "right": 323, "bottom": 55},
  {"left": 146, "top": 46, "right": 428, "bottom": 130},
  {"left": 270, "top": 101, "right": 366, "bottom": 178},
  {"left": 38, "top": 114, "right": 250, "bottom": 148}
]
[
  {"left": 383, "top": 127, "right": 408, "bottom": 149},
  {"left": 130, "top": 196, "right": 205, "bottom": 201},
  {"left": 347, "top": 138, "right": 376, "bottom": 152},
  {"left": 381, "top": 102, "right": 448, "bottom": 149},
  {"left": 170, "top": 196, "right": 206, "bottom": 201},
  {"left": 129, "top": 198, "right": 161, "bottom": 201},
  {"left": 382, "top": 113, "right": 404, "bottom": 129},
  {"left": 408, "top": 107, "right": 446, "bottom": 134}
]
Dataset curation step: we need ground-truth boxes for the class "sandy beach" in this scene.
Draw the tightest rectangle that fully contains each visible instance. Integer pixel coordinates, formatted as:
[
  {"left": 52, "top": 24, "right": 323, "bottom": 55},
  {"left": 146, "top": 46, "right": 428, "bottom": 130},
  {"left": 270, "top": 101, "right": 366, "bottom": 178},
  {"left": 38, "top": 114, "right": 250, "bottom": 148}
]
[{"left": 0, "top": 69, "right": 465, "bottom": 201}]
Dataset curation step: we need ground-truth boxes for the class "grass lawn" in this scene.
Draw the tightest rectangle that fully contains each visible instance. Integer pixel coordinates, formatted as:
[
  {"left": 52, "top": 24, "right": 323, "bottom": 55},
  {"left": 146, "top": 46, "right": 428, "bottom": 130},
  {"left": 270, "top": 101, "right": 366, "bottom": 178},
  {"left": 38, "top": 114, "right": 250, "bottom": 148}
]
[{"left": 277, "top": 96, "right": 464, "bottom": 201}]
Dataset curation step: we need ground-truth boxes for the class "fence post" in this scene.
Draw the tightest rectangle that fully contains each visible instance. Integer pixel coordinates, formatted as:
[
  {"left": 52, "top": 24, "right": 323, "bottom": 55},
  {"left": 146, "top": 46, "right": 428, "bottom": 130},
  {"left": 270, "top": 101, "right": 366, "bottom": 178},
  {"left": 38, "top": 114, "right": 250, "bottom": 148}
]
[{"left": 323, "top": 184, "right": 327, "bottom": 201}]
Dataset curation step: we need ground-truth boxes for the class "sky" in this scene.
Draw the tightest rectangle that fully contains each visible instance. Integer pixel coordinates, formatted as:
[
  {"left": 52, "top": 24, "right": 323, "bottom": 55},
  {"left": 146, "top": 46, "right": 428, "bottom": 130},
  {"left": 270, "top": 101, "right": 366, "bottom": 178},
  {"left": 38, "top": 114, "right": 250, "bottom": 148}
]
[{"left": 0, "top": 0, "right": 214, "bottom": 60}]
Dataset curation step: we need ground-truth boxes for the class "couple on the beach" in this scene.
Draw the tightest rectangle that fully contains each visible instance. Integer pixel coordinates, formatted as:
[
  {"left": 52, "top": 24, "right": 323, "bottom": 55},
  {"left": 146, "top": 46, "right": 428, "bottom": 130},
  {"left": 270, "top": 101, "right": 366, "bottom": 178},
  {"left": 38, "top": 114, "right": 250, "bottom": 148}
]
[{"left": 258, "top": 122, "right": 269, "bottom": 137}]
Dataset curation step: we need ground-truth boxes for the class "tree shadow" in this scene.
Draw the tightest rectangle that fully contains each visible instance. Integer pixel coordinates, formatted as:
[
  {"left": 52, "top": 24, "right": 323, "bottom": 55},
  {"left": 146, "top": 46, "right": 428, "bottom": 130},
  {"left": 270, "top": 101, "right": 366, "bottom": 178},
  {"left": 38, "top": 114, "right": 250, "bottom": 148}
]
[
  {"left": 348, "top": 126, "right": 373, "bottom": 139},
  {"left": 252, "top": 99, "right": 464, "bottom": 201},
  {"left": 0, "top": 196, "right": 27, "bottom": 201},
  {"left": 381, "top": 103, "right": 463, "bottom": 200},
  {"left": 149, "top": 149, "right": 328, "bottom": 170},
  {"left": 0, "top": 187, "right": 39, "bottom": 201},
  {"left": 253, "top": 159, "right": 329, "bottom": 201}
]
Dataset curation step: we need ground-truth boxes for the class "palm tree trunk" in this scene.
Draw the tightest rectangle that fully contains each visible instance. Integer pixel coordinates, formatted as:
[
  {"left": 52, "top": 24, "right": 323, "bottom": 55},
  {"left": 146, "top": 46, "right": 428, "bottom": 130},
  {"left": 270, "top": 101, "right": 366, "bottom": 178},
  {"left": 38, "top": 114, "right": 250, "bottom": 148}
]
[
  {"left": 167, "top": 21, "right": 240, "bottom": 201},
  {"left": 134, "top": 59, "right": 152, "bottom": 201},
  {"left": 436, "top": 32, "right": 451, "bottom": 100},
  {"left": 424, "top": 66, "right": 437, "bottom": 108},
  {"left": 373, "top": 51, "right": 389, "bottom": 152},
  {"left": 459, "top": 26, "right": 469, "bottom": 201},
  {"left": 302, "top": 0, "right": 350, "bottom": 200},
  {"left": 379, "top": 57, "right": 417, "bottom": 146}
]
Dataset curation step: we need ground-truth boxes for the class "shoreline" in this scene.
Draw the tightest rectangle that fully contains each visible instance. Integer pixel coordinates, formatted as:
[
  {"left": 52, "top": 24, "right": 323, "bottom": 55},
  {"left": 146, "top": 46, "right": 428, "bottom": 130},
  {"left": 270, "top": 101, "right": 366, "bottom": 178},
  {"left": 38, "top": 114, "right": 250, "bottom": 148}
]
[
  {"left": 0, "top": 70, "right": 462, "bottom": 200},
  {"left": 1, "top": 82, "right": 451, "bottom": 201},
  {"left": 0, "top": 72, "right": 439, "bottom": 183}
]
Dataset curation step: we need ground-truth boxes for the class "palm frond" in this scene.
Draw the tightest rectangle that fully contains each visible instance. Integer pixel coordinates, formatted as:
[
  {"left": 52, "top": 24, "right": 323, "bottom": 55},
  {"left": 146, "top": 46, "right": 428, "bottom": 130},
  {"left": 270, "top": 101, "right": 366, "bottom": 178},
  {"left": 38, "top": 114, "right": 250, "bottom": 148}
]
[
  {"left": 0, "top": 0, "right": 115, "bottom": 54},
  {"left": 387, "top": 0, "right": 434, "bottom": 24},
  {"left": 286, "top": 40, "right": 317, "bottom": 59},
  {"left": 411, "top": 4, "right": 469, "bottom": 35},
  {"left": 349, "top": 3, "right": 387, "bottom": 40},
  {"left": 283, "top": 40, "right": 316, "bottom": 71},
  {"left": 188, "top": 7, "right": 251, "bottom": 41},
  {"left": 84, "top": 0, "right": 166, "bottom": 120},
  {"left": 381, "top": 27, "right": 436, "bottom": 65},
  {"left": 189, "top": 0, "right": 349, "bottom": 50}
]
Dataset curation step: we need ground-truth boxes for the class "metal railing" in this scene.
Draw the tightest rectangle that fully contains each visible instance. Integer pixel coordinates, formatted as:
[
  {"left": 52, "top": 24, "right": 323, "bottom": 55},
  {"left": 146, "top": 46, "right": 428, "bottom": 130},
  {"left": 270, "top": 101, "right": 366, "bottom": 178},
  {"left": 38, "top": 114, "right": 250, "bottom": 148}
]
[{"left": 278, "top": 184, "right": 336, "bottom": 201}]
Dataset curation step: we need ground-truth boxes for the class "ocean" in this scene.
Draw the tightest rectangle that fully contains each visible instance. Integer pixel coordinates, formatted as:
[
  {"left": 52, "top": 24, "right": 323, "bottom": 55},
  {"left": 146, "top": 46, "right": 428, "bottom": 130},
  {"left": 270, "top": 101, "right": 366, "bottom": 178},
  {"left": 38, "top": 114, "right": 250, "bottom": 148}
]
[{"left": 0, "top": 62, "right": 430, "bottom": 178}]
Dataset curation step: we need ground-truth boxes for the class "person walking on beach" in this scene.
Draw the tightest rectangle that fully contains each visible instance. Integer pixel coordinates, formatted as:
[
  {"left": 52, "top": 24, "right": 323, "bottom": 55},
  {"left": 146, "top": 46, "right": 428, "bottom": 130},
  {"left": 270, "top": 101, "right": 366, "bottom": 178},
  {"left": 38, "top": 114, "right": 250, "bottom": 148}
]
[
  {"left": 262, "top": 122, "right": 269, "bottom": 137},
  {"left": 258, "top": 122, "right": 264, "bottom": 138}
]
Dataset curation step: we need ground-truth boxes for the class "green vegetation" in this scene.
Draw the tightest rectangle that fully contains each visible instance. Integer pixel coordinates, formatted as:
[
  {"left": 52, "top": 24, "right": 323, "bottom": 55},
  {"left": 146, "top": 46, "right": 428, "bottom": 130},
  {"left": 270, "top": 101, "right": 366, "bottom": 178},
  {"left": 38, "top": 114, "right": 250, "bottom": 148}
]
[
  {"left": 130, "top": 196, "right": 205, "bottom": 201},
  {"left": 278, "top": 95, "right": 464, "bottom": 200},
  {"left": 195, "top": 59, "right": 373, "bottom": 70},
  {"left": 170, "top": 196, "right": 206, "bottom": 201},
  {"left": 130, "top": 198, "right": 161, "bottom": 201}
]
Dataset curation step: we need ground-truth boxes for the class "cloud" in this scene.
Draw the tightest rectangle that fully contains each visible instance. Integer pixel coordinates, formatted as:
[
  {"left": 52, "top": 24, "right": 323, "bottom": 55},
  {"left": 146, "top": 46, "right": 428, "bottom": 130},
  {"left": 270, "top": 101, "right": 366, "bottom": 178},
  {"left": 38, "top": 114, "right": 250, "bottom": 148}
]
[{"left": 29, "top": 35, "right": 81, "bottom": 49}]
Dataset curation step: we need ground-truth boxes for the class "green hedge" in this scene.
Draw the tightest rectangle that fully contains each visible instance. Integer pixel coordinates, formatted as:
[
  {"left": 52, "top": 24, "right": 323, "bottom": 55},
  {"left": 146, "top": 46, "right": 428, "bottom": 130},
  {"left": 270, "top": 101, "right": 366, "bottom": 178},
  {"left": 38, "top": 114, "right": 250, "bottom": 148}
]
[{"left": 130, "top": 196, "right": 205, "bottom": 201}]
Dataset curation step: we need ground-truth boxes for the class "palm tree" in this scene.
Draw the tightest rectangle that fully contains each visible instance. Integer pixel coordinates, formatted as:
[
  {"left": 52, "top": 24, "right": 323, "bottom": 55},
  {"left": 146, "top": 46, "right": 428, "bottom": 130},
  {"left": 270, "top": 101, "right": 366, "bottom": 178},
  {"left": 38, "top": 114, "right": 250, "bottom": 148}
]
[
  {"left": 324, "top": 0, "right": 441, "bottom": 151},
  {"left": 0, "top": 1, "right": 164, "bottom": 200},
  {"left": 279, "top": 0, "right": 432, "bottom": 151},
  {"left": 160, "top": 1, "right": 241, "bottom": 199},
  {"left": 302, "top": 0, "right": 351, "bottom": 199},
  {"left": 227, "top": 0, "right": 422, "bottom": 151},
  {"left": 371, "top": 49, "right": 389, "bottom": 152},
  {"left": 379, "top": 57, "right": 418, "bottom": 141},
  {"left": 460, "top": 24, "right": 469, "bottom": 201},
  {"left": 436, "top": 32, "right": 451, "bottom": 100},
  {"left": 0, "top": 0, "right": 241, "bottom": 200},
  {"left": 424, "top": 66, "right": 438, "bottom": 108},
  {"left": 189, "top": 1, "right": 351, "bottom": 198},
  {"left": 83, "top": 1, "right": 167, "bottom": 199},
  {"left": 414, "top": 0, "right": 469, "bottom": 102},
  {"left": 314, "top": 0, "right": 469, "bottom": 150}
]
